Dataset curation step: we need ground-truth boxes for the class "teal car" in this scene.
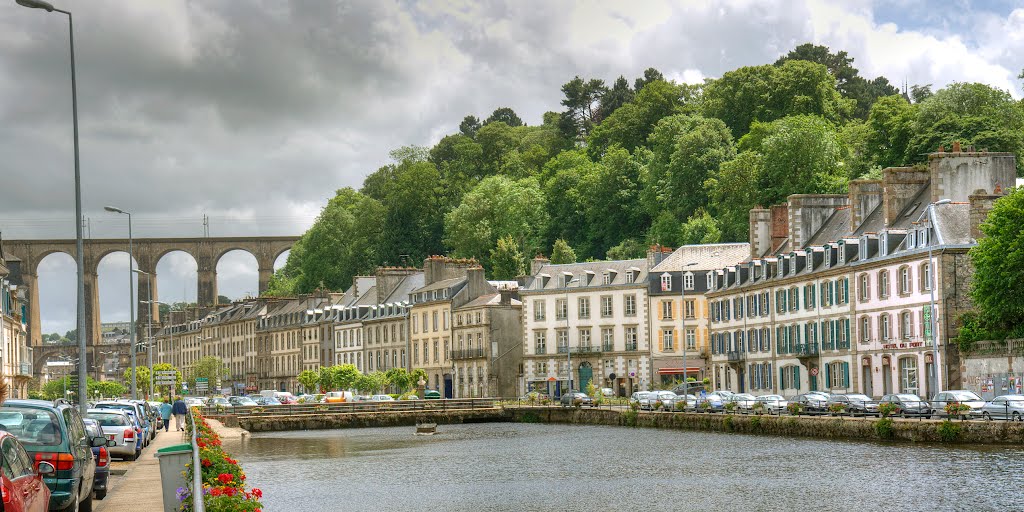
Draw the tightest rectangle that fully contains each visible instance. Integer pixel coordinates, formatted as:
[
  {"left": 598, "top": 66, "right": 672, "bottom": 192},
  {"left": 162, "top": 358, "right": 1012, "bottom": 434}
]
[
  {"left": 423, "top": 390, "right": 442, "bottom": 400},
  {"left": 0, "top": 399, "right": 102, "bottom": 512}
]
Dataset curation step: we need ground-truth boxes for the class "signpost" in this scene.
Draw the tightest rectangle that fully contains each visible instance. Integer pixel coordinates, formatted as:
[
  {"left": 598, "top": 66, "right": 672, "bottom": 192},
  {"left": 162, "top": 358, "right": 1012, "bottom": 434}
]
[
  {"left": 154, "top": 370, "right": 177, "bottom": 402},
  {"left": 195, "top": 377, "right": 209, "bottom": 395}
]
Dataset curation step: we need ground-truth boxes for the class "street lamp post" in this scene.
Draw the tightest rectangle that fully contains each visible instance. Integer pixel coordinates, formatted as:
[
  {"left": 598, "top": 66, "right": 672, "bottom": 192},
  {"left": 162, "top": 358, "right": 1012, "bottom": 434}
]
[
  {"left": 927, "top": 199, "right": 952, "bottom": 394},
  {"left": 136, "top": 269, "right": 162, "bottom": 399},
  {"left": 679, "top": 262, "right": 698, "bottom": 395},
  {"left": 16, "top": 0, "right": 87, "bottom": 415},
  {"left": 105, "top": 206, "right": 137, "bottom": 399}
]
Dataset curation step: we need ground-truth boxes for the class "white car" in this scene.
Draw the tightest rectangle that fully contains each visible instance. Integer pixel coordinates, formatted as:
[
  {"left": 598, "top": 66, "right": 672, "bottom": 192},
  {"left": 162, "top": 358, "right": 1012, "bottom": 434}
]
[
  {"left": 369, "top": 394, "right": 395, "bottom": 402},
  {"left": 753, "top": 395, "right": 789, "bottom": 413}
]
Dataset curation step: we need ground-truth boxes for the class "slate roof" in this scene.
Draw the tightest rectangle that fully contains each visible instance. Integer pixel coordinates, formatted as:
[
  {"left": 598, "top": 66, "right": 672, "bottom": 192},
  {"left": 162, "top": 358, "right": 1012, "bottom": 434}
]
[
  {"left": 650, "top": 243, "right": 750, "bottom": 272},
  {"left": 527, "top": 259, "right": 647, "bottom": 291},
  {"left": 456, "top": 293, "right": 522, "bottom": 309},
  {"left": 380, "top": 273, "right": 424, "bottom": 304},
  {"left": 806, "top": 207, "right": 852, "bottom": 247},
  {"left": 413, "top": 276, "right": 466, "bottom": 294},
  {"left": 929, "top": 202, "right": 971, "bottom": 245}
]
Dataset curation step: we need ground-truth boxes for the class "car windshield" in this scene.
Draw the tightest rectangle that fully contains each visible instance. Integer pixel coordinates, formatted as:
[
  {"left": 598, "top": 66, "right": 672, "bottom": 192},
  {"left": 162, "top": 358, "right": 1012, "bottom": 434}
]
[
  {"left": 847, "top": 395, "right": 871, "bottom": 401},
  {"left": 86, "top": 413, "right": 128, "bottom": 427},
  {"left": 896, "top": 394, "right": 920, "bottom": 401},
  {"left": 951, "top": 391, "right": 981, "bottom": 401},
  {"left": 0, "top": 407, "right": 63, "bottom": 446}
]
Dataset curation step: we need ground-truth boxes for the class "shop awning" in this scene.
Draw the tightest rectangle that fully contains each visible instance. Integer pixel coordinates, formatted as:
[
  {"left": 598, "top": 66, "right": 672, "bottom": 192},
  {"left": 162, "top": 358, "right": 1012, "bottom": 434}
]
[{"left": 657, "top": 367, "right": 702, "bottom": 375}]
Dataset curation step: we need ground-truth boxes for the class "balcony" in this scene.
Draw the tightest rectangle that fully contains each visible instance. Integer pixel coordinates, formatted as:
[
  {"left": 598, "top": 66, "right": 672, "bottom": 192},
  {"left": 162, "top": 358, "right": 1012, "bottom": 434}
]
[
  {"left": 624, "top": 342, "right": 638, "bottom": 352},
  {"left": 17, "top": 362, "right": 31, "bottom": 377},
  {"left": 450, "top": 348, "right": 485, "bottom": 360},
  {"left": 794, "top": 343, "right": 819, "bottom": 357},
  {"left": 556, "top": 346, "right": 602, "bottom": 355},
  {"left": 727, "top": 351, "right": 744, "bottom": 363}
]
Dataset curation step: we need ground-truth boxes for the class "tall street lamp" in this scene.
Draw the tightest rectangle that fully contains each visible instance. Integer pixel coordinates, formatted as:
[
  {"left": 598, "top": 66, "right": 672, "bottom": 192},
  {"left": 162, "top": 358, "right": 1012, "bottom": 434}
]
[
  {"left": 679, "top": 262, "right": 698, "bottom": 394},
  {"left": 105, "top": 206, "right": 138, "bottom": 399},
  {"left": 16, "top": 0, "right": 86, "bottom": 414},
  {"left": 926, "top": 198, "right": 951, "bottom": 395}
]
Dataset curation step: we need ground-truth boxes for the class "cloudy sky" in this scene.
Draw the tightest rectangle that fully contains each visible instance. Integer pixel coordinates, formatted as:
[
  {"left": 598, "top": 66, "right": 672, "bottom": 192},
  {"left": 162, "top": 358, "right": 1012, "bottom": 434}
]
[{"left": 1, "top": 0, "right": 1022, "bottom": 334}]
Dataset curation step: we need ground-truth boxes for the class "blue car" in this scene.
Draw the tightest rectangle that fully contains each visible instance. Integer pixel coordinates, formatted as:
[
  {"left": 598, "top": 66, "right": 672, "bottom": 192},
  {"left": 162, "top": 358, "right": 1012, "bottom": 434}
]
[
  {"left": 696, "top": 393, "right": 728, "bottom": 412},
  {"left": 83, "top": 418, "right": 110, "bottom": 500}
]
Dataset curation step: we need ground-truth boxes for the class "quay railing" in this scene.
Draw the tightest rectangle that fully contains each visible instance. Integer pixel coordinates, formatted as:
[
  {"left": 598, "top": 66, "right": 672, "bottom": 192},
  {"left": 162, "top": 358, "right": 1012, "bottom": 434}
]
[
  {"left": 188, "top": 406, "right": 205, "bottom": 512},
  {"left": 201, "top": 398, "right": 500, "bottom": 417}
]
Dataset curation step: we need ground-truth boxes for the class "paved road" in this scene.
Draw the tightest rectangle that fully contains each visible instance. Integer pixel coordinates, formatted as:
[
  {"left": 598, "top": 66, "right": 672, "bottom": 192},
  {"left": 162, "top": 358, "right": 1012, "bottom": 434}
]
[{"left": 95, "top": 429, "right": 189, "bottom": 512}]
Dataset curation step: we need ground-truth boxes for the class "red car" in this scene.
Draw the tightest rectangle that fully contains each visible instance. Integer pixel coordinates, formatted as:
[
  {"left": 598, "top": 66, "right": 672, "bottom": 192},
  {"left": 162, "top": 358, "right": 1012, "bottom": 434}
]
[{"left": 0, "top": 431, "right": 52, "bottom": 512}]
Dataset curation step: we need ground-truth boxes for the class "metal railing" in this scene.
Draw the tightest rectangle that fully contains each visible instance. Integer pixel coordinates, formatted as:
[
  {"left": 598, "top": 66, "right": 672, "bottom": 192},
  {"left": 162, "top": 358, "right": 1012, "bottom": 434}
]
[
  {"left": 794, "top": 343, "right": 819, "bottom": 356},
  {"left": 188, "top": 407, "right": 205, "bottom": 512},
  {"left": 201, "top": 398, "right": 500, "bottom": 417},
  {"left": 727, "top": 351, "right": 744, "bottom": 362},
  {"left": 555, "top": 346, "right": 602, "bottom": 355},
  {"left": 449, "top": 348, "right": 485, "bottom": 360}
]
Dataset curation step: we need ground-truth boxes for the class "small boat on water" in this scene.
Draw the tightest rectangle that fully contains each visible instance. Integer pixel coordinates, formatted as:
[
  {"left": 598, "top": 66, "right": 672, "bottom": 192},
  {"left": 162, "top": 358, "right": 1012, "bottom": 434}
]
[{"left": 415, "top": 421, "right": 437, "bottom": 435}]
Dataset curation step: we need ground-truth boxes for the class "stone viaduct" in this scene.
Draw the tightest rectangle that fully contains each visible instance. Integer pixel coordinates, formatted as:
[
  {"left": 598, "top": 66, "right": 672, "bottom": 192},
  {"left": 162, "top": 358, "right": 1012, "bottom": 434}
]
[{"left": 4, "top": 236, "right": 297, "bottom": 378}]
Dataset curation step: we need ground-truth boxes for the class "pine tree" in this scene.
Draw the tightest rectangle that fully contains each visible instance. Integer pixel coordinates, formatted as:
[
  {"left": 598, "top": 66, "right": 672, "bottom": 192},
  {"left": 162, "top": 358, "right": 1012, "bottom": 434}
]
[
  {"left": 550, "top": 239, "right": 577, "bottom": 264},
  {"left": 490, "top": 236, "right": 525, "bottom": 279}
]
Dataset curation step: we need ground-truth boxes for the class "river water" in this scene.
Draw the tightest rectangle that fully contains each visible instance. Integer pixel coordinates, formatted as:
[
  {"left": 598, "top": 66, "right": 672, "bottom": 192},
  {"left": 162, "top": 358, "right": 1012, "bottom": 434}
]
[{"left": 227, "top": 422, "right": 1023, "bottom": 511}]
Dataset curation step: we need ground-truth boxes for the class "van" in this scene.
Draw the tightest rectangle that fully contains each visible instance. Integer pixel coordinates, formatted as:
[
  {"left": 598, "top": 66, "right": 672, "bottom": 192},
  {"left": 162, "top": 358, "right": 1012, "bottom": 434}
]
[{"left": 324, "top": 391, "right": 354, "bottom": 403}]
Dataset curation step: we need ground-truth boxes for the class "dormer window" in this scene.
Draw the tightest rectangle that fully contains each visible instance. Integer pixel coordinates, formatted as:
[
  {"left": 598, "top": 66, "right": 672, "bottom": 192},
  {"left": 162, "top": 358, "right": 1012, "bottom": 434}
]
[
  {"left": 442, "top": 289, "right": 449, "bottom": 299},
  {"left": 602, "top": 272, "right": 611, "bottom": 285},
  {"left": 880, "top": 235, "right": 888, "bottom": 256},
  {"left": 660, "top": 273, "right": 672, "bottom": 292},
  {"left": 907, "top": 230, "right": 916, "bottom": 249},
  {"left": 707, "top": 273, "right": 715, "bottom": 290},
  {"left": 824, "top": 248, "right": 831, "bottom": 268},
  {"left": 625, "top": 271, "right": 635, "bottom": 284},
  {"left": 838, "top": 244, "right": 846, "bottom": 264},
  {"left": 919, "top": 228, "right": 928, "bottom": 247},
  {"left": 561, "top": 274, "right": 573, "bottom": 287},
  {"left": 683, "top": 272, "right": 694, "bottom": 290}
]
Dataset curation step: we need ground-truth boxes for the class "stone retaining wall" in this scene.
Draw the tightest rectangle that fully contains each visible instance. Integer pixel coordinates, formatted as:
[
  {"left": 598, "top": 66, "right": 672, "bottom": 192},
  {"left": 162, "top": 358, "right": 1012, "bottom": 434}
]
[
  {"left": 231, "top": 408, "right": 510, "bottom": 432},
  {"left": 508, "top": 407, "right": 1024, "bottom": 445}
]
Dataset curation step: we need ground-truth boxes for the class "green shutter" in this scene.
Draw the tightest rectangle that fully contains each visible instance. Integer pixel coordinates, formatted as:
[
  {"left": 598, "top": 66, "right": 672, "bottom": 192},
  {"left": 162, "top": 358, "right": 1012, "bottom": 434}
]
[
  {"left": 795, "top": 366, "right": 801, "bottom": 391},
  {"left": 843, "top": 362, "right": 850, "bottom": 388},
  {"left": 844, "top": 319, "right": 851, "bottom": 348},
  {"left": 825, "top": 364, "right": 831, "bottom": 388},
  {"left": 780, "top": 367, "right": 786, "bottom": 389}
]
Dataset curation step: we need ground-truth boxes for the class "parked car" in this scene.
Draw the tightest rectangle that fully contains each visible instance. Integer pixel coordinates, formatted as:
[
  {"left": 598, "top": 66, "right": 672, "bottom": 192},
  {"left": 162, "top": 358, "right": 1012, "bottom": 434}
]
[
  {"left": 695, "top": 393, "right": 727, "bottom": 413},
  {"left": 629, "top": 392, "right": 649, "bottom": 408},
  {"left": 324, "top": 391, "right": 355, "bottom": 403},
  {"left": 640, "top": 391, "right": 677, "bottom": 410},
  {"left": 94, "top": 401, "right": 151, "bottom": 447},
  {"left": 82, "top": 419, "right": 110, "bottom": 501},
  {"left": 227, "top": 396, "right": 258, "bottom": 407},
  {"left": 423, "top": 390, "right": 442, "bottom": 400},
  {"left": 146, "top": 402, "right": 165, "bottom": 430},
  {"left": 0, "top": 399, "right": 100, "bottom": 512},
  {"left": 85, "top": 409, "right": 140, "bottom": 461},
  {"left": 253, "top": 396, "right": 281, "bottom": 406},
  {"left": 208, "top": 397, "right": 232, "bottom": 409},
  {"left": 880, "top": 393, "right": 931, "bottom": 417},
  {"left": 826, "top": 394, "right": 878, "bottom": 416},
  {"left": 728, "top": 393, "right": 757, "bottom": 412},
  {"left": 792, "top": 393, "right": 828, "bottom": 414},
  {"left": 599, "top": 387, "right": 615, "bottom": 397},
  {"left": 559, "top": 392, "right": 595, "bottom": 408},
  {"left": 369, "top": 395, "right": 395, "bottom": 402},
  {"left": 666, "top": 394, "right": 696, "bottom": 411},
  {"left": 0, "top": 430, "right": 53, "bottom": 512},
  {"left": 931, "top": 390, "right": 985, "bottom": 418},
  {"left": 753, "top": 395, "right": 788, "bottom": 414},
  {"left": 977, "top": 395, "right": 1024, "bottom": 421},
  {"left": 184, "top": 397, "right": 207, "bottom": 408}
]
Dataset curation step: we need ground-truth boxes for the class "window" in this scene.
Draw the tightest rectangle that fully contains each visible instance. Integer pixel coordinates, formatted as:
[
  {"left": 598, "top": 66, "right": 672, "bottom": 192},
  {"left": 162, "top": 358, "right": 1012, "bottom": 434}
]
[
  {"left": 827, "top": 361, "right": 850, "bottom": 389},
  {"left": 601, "top": 328, "right": 614, "bottom": 351},
  {"left": 706, "top": 273, "right": 715, "bottom": 289},
  {"left": 625, "top": 327, "right": 638, "bottom": 351},
  {"left": 859, "top": 273, "right": 869, "bottom": 302},
  {"left": 600, "top": 296, "right": 613, "bottom": 317},
  {"left": 899, "top": 357, "right": 918, "bottom": 394},
  {"left": 579, "top": 328, "right": 591, "bottom": 349},
  {"left": 879, "top": 270, "right": 889, "bottom": 299},
  {"left": 860, "top": 316, "right": 871, "bottom": 342},
  {"left": 922, "top": 262, "right": 932, "bottom": 291},
  {"left": 624, "top": 295, "right": 637, "bottom": 316},
  {"left": 660, "top": 274, "right": 672, "bottom": 292},
  {"left": 555, "top": 299, "right": 568, "bottom": 320},
  {"left": 432, "top": 311, "right": 438, "bottom": 331},
  {"left": 412, "top": 315, "right": 419, "bottom": 334},
  {"left": 684, "top": 299, "right": 695, "bottom": 319},
  {"left": 901, "top": 311, "right": 913, "bottom": 339},
  {"left": 625, "top": 271, "right": 635, "bottom": 284},
  {"left": 537, "top": 361, "right": 547, "bottom": 375},
  {"left": 533, "top": 300, "right": 546, "bottom": 321},
  {"left": 602, "top": 273, "right": 611, "bottom": 285},
  {"left": 881, "top": 314, "right": 890, "bottom": 340},
  {"left": 899, "top": 266, "right": 911, "bottom": 294},
  {"left": 661, "top": 300, "right": 673, "bottom": 320},
  {"left": 557, "top": 330, "right": 568, "bottom": 351},
  {"left": 662, "top": 329, "right": 674, "bottom": 350},
  {"left": 578, "top": 297, "right": 590, "bottom": 319},
  {"left": 686, "top": 328, "right": 696, "bottom": 350},
  {"left": 789, "top": 287, "right": 799, "bottom": 311},
  {"left": 534, "top": 332, "right": 546, "bottom": 354},
  {"left": 804, "top": 283, "right": 816, "bottom": 310},
  {"left": 683, "top": 272, "right": 694, "bottom": 290}
]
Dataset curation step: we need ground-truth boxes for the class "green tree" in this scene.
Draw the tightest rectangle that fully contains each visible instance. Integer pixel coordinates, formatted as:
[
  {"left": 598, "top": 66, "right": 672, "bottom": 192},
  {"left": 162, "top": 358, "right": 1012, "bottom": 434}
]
[
  {"left": 150, "top": 363, "right": 183, "bottom": 397},
  {"left": 490, "top": 235, "right": 526, "bottom": 280},
  {"left": 633, "top": 67, "right": 665, "bottom": 92},
  {"left": 384, "top": 368, "right": 413, "bottom": 393},
  {"left": 410, "top": 368, "right": 428, "bottom": 388},
  {"left": 775, "top": 42, "right": 898, "bottom": 119},
  {"left": 484, "top": 107, "right": 523, "bottom": 127},
  {"left": 558, "top": 76, "right": 608, "bottom": 143},
  {"left": 606, "top": 238, "right": 647, "bottom": 260},
  {"left": 744, "top": 114, "right": 847, "bottom": 206},
  {"left": 586, "top": 80, "right": 698, "bottom": 158},
  {"left": 123, "top": 366, "right": 151, "bottom": 394},
  {"left": 706, "top": 151, "right": 764, "bottom": 241},
  {"left": 597, "top": 75, "right": 635, "bottom": 119},
  {"left": 332, "top": 364, "right": 361, "bottom": 391},
  {"left": 317, "top": 366, "right": 338, "bottom": 392},
  {"left": 909, "top": 84, "right": 933, "bottom": 104},
  {"left": 297, "top": 369, "right": 320, "bottom": 393},
  {"left": 380, "top": 161, "right": 447, "bottom": 264},
  {"left": 679, "top": 209, "right": 723, "bottom": 245},
  {"left": 354, "top": 372, "right": 389, "bottom": 394},
  {"left": 701, "top": 60, "right": 853, "bottom": 138},
  {"left": 550, "top": 239, "right": 577, "bottom": 264},
  {"left": 189, "top": 356, "right": 229, "bottom": 390},
  {"left": 541, "top": 150, "right": 600, "bottom": 251},
  {"left": 443, "top": 175, "right": 548, "bottom": 269},
  {"left": 459, "top": 115, "right": 482, "bottom": 138},
  {"left": 865, "top": 95, "right": 916, "bottom": 169},
  {"left": 582, "top": 147, "right": 651, "bottom": 257},
  {"left": 969, "top": 187, "right": 1024, "bottom": 336}
]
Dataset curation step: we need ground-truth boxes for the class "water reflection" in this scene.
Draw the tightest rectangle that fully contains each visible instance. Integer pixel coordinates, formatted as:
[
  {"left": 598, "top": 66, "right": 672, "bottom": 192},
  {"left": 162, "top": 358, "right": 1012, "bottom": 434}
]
[{"left": 227, "top": 423, "right": 1024, "bottom": 511}]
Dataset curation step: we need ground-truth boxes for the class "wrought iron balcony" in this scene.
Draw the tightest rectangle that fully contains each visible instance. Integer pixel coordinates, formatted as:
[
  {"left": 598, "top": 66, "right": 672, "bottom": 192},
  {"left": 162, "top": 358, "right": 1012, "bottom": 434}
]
[
  {"left": 794, "top": 343, "right": 819, "bottom": 357},
  {"left": 450, "top": 348, "right": 485, "bottom": 360},
  {"left": 556, "top": 346, "right": 602, "bottom": 355},
  {"left": 727, "top": 351, "right": 744, "bottom": 363},
  {"left": 17, "top": 362, "right": 32, "bottom": 377}
]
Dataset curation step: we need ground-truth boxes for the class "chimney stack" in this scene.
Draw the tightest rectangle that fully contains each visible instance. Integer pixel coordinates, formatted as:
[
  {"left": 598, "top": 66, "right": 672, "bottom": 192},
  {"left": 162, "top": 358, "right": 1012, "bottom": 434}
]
[
  {"left": 928, "top": 150, "right": 1017, "bottom": 205},
  {"left": 530, "top": 254, "right": 550, "bottom": 275},
  {"left": 849, "top": 180, "right": 883, "bottom": 232},
  {"left": 882, "top": 167, "right": 929, "bottom": 228},
  {"left": 748, "top": 208, "right": 771, "bottom": 259},
  {"left": 969, "top": 194, "right": 1001, "bottom": 240},
  {"left": 787, "top": 195, "right": 848, "bottom": 249}
]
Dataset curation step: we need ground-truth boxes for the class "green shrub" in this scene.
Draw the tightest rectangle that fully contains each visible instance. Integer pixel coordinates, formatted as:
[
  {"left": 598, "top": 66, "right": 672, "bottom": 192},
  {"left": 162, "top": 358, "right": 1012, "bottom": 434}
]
[
  {"left": 937, "top": 420, "right": 962, "bottom": 443},
  {"left": 877, "top": 402, "right": 899, "bottom": 418},
  {"left": 722, "top": 415, "right": 734, "bottom": 431},
  {"left": 750, "top": 416, "right": 762, "bottom": 430},
  {"left": 622, "top": 409, "right": 639, "bottom": 427},
  {"left": 519, "top": 411, "right": 540, "bottom": 423},
  {"left": 874, "top": 418, "right": 895, "bottom": 439},
  {"left": 675, "top": 400, "right": 687, "bottom": 412}
]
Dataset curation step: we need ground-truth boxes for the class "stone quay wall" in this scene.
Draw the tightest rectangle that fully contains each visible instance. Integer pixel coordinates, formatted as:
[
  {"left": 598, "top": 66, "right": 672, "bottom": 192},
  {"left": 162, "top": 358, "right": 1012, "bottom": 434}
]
[{"left": 214, "top": 408, "right": 511, "bottom": 432}]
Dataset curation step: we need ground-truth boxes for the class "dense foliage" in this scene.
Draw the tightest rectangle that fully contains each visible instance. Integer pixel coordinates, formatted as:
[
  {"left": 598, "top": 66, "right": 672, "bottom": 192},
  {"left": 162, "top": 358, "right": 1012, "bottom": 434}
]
[
  {"left": 267, "top": 44, "right": 1024, "bottom": 294},
  {"left": 964, "top": 187, "right": 1024, "bottom": 346},
  {"left": 182, "top": 410, "right": 263, "bottom": 512}
]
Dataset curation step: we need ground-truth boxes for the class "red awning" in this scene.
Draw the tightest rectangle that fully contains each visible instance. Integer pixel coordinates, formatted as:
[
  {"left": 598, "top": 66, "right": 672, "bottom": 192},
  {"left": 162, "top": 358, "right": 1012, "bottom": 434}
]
[{"left": 657, "top": 367, "right": 702, "bottom": 375}]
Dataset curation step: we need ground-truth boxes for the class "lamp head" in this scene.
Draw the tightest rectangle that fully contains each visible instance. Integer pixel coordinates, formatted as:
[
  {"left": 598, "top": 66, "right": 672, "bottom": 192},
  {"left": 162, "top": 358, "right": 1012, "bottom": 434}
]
[
  {"left": 15, "top": 0, "right": 55, "bottom": 12},
  {"left": 104, "top": 206, "right": 126, "bottom": 214},
  {"left": 934, "top": 199, "right": 952, "bottom": 206}
]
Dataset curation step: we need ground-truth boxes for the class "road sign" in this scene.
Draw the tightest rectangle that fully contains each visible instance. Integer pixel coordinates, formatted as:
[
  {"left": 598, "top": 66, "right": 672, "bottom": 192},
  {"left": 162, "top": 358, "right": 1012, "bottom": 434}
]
[
  {"left": 810, "top": 368, "right": 819, "bottom": 377},
  {"left": 155, "top": 370, "right": 177, "bottom": 377},
  {"left": 195, "top": 378, "right": 208, "bottom": 383}
]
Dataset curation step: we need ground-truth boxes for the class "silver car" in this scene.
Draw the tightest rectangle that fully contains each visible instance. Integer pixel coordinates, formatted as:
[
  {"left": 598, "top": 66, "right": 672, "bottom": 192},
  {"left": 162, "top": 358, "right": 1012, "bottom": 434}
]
[
  {"left": 640, "top": 391, "right": 676, "bottom": 410},
  {"left": 931, "top": 390, "right": 985, "bottom": 418},
  {"left": 729, "top": 393, "right": 757, "bottom": 412},
  {"left": 753, "top": 395, "right": 788, "bottom": 414},
  {"left": 977, "top": 395, "right": 1024, "bottom": 421},
  {"left": 85, "top": 409, "right": 139, "bottom": 461}
]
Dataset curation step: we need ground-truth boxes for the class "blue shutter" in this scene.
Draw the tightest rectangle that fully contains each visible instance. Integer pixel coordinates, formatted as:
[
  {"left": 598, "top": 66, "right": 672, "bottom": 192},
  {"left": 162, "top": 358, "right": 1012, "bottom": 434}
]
[
  {"left": 825, "top": 364, "right": 831, "bottom": 389},
  {"left": 794, "top": 366, "right": 801, "bottom": 391},
  {"left": 843, "top": 362, "right": 850, "bottom": 388}
]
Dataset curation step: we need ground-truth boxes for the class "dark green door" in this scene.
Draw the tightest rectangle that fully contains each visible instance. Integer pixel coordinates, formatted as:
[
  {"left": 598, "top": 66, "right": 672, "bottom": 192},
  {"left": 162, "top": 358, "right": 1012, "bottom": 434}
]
[{"left": 578, "top": 362, "right": 593, "bottom": 392}]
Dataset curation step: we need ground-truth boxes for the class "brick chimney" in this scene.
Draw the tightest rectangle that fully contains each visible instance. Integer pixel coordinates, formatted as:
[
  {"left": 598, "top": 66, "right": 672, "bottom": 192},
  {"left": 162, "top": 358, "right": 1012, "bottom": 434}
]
[
  {"left": 882, "top": 167, "right": 929, "bottom": 228},
  {"left": 647, "top": 244, "right": 673, "bottom": 267},
  {"left": 969, "top": 194, "right": 1001, "bottom": 240},
  {"left": 928, "top": 151, "right": 1017, "bottom": 205},
  {"left": 848, "top": 180, "right": 882, "bottom": 232},
  {"left": 787, "top": 195, "right": 848, "bottom": 249},
  {"left": 530, "top": 255, "right": 549, "bottom": 275}
]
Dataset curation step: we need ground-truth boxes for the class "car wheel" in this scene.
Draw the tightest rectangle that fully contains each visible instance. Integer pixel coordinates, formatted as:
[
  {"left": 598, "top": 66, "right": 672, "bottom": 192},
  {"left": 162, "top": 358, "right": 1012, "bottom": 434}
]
[
  {"left": 982, "top": 412, "right": 992, "bottom": 421},
  {"left": 1013, "top": 412, "right": 1021, "bottom": 422},
  {"left": 80, "top": 489, "right": 94, "bottom": 512}
]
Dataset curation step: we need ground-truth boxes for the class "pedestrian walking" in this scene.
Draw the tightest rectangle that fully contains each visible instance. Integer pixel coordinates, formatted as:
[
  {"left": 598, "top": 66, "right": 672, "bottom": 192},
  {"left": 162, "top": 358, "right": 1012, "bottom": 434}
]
[
  {"left": 160, "top": 399, "right": 173, "bottom": 432},
  {"left": 172, "top": 396, "right": 188, "bottom": 431}
]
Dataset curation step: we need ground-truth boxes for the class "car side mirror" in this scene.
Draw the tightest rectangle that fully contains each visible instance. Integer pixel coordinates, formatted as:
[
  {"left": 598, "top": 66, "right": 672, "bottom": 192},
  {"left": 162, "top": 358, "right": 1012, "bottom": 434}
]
[
  {"left": 90, "top": 436, "right": 107, "bottom": 448},
  {"left": 37, "top": 461, "right": 55, "bottom": 476}
]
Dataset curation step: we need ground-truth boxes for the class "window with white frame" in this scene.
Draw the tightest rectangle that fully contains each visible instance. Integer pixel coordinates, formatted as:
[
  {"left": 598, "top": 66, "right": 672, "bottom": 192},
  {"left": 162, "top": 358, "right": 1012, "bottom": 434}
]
[
  {"left": 537, "top": 361, "right": 547, "bottom": 374},
  {"left": 879, "top": 270, "right": 889, "bottom": 298},
  {"left": 661, "top": 300, "right": 673, "bottom": 320},
  {"left": 881, "top": 314, "right": 890, "bottom": 340},
  {"left": 600, "top": 296, "right": 613, "bottom": 317},
  {"left": 578, "top": 297, "right": 590, "bottom": 319},
  {"left": 601, "top": 328, "right": 614, "bottom": 351},
  {"left": 625, "top": 271, "right": 635, "bottom": 284},
  {"left": 901, "top": 311, "right": 913, "bottom": 339},
  {"left": 602, "top": 273, "right": 611, "bottom": 285},
  {"left": 683, "top": 272, "right": 694, "bottom": 290},
  {"left": 534, "top": 332, "right": 546, "bottom": 354},
  {"left": 625, "top": 326, "right": 638, "bottom": 351},
  {"left": 579, "top": 328, "right": 591, "bottom": 348},
  {"left": 861, "top": 316, "right": 870, "bottom": 342},
  {"left": 859, "top": 273, "right": 870, "bottom": 302},
  {"left": 662, "top": 329, "right": 674, "bottom": 350},
  {"left": 686, "top": 328, "right": 696, "bottom": 350},
  {"left": 899, "top": 266, "right": 911, "bottom": 294},
  {"left": 555, "top": 299, "right": 567, "bottom": 320},
  {"left": 922, "top": 262, "right": 932, "bottom": 291},
  {"left": 533, "top": 300, "right": 546, "bottom": 321},
  {"left": 557, "top": 329, "right": 568, "bottom": 350},
  {"left": 707, "top": 273, "right": 715, "bottom": 289},
  {"left": 685, "top": 299, "right": 695, "bottom": 319},
  {"left": 660, "top": 274, "right": 672, "bottom": 292},
  {"left": 624, "top": 295, "right": 637, "bottom": 316}
]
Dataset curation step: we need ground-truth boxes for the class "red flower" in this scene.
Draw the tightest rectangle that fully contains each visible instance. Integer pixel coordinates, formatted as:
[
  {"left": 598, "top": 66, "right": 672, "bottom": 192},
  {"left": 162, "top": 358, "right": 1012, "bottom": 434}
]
[
  {"left": 197, "top": 440, "right": 206, "bottom": 448},
  {"left": 251, "top": 488, "right": 262, "bottom": 499},
  {"left": 210, "top": 487, "right": 222, "bottom": 497},
  {"left": 217, "top": 473, "right": 234, "bottom": 484},
  {"left": 201, "top": 459, "right": 212, "bottom": 467}
]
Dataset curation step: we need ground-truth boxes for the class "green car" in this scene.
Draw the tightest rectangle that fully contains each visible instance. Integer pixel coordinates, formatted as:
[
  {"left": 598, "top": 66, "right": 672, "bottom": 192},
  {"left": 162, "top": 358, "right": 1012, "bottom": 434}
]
[
  {"left": 423, "top": 390, "right": 442, "bottom": 400},
  {"left": 0, "top": 399, "right": 103, "bottom": 512}
]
